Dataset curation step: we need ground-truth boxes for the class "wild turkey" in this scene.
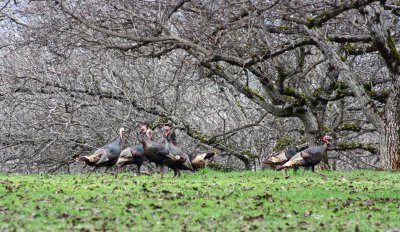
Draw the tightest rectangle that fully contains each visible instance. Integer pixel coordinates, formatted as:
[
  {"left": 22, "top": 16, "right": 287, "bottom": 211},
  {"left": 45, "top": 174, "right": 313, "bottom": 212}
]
[
  {"left": 116, "top": 130, "right": 151, "bottom": 175},
  {"left": 163, "top": 126, "right": 214, "bottom": 171},
  {"left": 76, "top": 127, "right": 126, "bottom": 177},
  {"left": 162, "top": 126, "right": 194, "bottom": 177},
  {"left": 189, "top": 152, "right": 215, "bottom": 170},
  {"left": 277, "top": 135, "right": 332, "bottom": 177},
  {"left": 163, "top": 126, "right": 177, "bottom": 145},
  {"left": 263, "top": 147, "right": 298, "bottom": 168},
  {"left": 262, "top": 144, "right": 309, "bottom": 176},
  {"left": 263, "top": 147, "right": 298, "bottom": 177},
  {"left": 140, "top": 124, "right": 183, "bottom": 178}
]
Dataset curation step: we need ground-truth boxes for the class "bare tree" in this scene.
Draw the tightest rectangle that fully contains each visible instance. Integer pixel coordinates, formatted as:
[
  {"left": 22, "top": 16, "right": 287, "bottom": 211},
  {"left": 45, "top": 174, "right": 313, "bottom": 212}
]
[{"left": 0, "top": 0, "right": 398, "bottom": 172}]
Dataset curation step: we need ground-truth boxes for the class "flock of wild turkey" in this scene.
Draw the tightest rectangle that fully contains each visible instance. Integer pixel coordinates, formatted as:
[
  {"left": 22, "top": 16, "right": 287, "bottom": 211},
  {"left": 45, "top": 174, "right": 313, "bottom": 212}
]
[{"left": 75, "top": 124, "right": 332, "bottom": 178}]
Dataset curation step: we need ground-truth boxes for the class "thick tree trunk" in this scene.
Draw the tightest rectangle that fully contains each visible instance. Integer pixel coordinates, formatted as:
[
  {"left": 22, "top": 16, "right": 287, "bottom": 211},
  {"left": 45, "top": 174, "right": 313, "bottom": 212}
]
[
  {"left": 233, "top": 153, "right": 252, "bottom": 170},
  {"left": 299, "top": 111, "right": 319, "bottom": 147},
  {"left": 380, "top": 78, "right": 400, "bottom": 169},
  {"left": 363, "top": 7, "right": 400, "bottom": 169},
  {"left": 305, "top": 26, "right": 399, "bottom": 170},
  {"left": 298, "top": 110, "right": 319, "bottom": 144},
  {"left": 298, "top": 110, "right": 330, "bottom": 170}
]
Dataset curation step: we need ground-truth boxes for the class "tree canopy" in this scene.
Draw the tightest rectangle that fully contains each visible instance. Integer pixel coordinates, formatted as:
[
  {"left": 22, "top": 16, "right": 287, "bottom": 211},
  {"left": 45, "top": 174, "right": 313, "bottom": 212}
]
[{"left": 0, "top": 0, "right": 399, "bottom": 173}]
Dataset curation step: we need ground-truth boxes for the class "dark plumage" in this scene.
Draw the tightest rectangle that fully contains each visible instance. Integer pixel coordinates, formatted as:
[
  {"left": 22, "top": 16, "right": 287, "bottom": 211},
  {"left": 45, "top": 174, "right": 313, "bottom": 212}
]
[
  {"left": 263, "top": 147, "right": 309, "bottom": 177},
  {"left": 140, "top": 125, "right": 182, "bottom": 178},
  {"left": 277, "top": 135, "right": 332, "bottom": 177},
  {"left": 263, "top": 148, "right": 297, "bottom": 167},
  {"left": 163, "top": 126, "right": 215, "bottom": 172},
  {"left": 163, "top": 128, "right": 177, "bottom": 146},
  {"left": 76, "top": 127, "right": 126, "bottom": 176},
  {"left": 116, "top": 145, "right": 148, "bottom": 174},
  {"left": 162, "top": 126, "right": 194, "bottom": 178},
  {"left": 116, "top": 126, "right": 155, "bottom": 174}
]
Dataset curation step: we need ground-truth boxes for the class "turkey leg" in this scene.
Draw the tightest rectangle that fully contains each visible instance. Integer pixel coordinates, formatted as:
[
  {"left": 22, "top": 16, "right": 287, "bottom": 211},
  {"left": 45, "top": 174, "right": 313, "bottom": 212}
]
[
  {"left": 311, "top": 166, "right": 326, "bottom": 178},
  {"left": 155, "top": 164, "right": 165, "bottom": 178},
  {"left": 116, "top": 165, "right": 124, "bottom": 174},
  {"left": 105, "top": 166, "right": 118, "bottom": 177},
  {"left": 283, "top": 169, "right": 289, "bottom": 178},
  {"left": 173, "top": 169, "right": 178, "bottom": 178},
  {"left": 315, "top": 172, "right": 326, "bottom": 177},
  {"left": 87, "top": 166, "right": 98, "bottom": 178}
]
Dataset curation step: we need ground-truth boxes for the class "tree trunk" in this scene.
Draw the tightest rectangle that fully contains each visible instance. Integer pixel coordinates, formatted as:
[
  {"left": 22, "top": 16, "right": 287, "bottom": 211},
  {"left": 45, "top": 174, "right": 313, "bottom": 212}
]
[
  {"left": 298, "top": 110, "right": 330, "bottom": 170},
  {"left": 380, "top": 78, "right": 400, "bottom": 169},
  {"left": 234, "top": 153, "right": 251, "bottom": 170},
  {"left": 362, "top": 7, "right": 400, "bottom": 169},
  {"left": 298, "top": 110, "right": 319, "bottom": 144}
]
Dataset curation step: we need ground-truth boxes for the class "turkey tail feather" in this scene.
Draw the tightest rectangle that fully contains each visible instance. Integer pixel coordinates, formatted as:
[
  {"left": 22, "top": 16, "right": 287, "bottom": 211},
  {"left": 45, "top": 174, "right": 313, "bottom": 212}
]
[
  {"left": 204, "top": 152, "right": 215, "bottom": 159},
  {"left": 75, "top": 153, "right": 102, "bottom": 165},
  {"left": 277, "top": 156, "right": 304, "bottom": 170},
  {"left": 166, "top": 154, "right": 183, "bottom": 161},
  {"left": 76, "top": 156, "right": 90, "bottom": 163},
  {"left": 263, "top": 160, "right": 275, "bottom": 165},
  {"left": 276, "top": 165, "right": 286, "bottom": 171},
  {"left": 184, "top": 159, "right": 194, "bottom": 172}
]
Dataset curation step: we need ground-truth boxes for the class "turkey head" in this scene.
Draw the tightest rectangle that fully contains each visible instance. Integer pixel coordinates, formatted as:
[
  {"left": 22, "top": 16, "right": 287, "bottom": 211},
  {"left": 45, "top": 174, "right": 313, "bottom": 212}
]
[{"left": 322, "top": 135, "right": 332, "bottom": 145}]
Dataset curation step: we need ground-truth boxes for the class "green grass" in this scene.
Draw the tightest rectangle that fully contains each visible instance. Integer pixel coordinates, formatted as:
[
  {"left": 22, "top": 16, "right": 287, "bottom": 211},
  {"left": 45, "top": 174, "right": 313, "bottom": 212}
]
[{"left": 0, "top": 170, "right": 400, "bottom": 231}]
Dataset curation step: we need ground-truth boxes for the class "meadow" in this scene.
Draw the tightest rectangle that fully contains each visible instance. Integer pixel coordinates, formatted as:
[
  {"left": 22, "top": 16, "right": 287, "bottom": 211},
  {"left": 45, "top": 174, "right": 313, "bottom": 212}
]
[{"left": 0, "top": 169, "right": 399, "bottom": 231}]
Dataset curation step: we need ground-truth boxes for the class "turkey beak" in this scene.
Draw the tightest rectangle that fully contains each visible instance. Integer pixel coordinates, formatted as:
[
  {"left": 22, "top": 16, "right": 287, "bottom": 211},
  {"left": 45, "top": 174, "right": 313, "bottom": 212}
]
[{"left": 323, "top": 135, "right": 333, "bottom": 145}]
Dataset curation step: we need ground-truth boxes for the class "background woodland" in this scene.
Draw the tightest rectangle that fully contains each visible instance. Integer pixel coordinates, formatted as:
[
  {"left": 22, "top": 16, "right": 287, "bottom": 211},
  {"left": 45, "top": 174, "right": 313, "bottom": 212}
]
[{"left": 0, "top": 0, "right": 399, "bottom": 173}]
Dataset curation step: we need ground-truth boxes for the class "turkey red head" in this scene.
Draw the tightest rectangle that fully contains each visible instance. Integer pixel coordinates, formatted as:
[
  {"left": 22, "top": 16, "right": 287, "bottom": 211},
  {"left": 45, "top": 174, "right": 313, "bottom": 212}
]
[
  {"left": 162, "top": 125, "right": 177, "bottom": 145},
  {"left": 119, "top": 127, "right": 126, "bottom": 137},
  {"left": 139, "top": 125, "right": 148, "bottom": 135},
  {"left": 119, "top": 127, "right": 126, "bottom": 145},
  {"left": 322, "top": 135, "right": 332, "bottom": 145},
  {"left": 146, "top": 128, "right": 154, "bottom": 140},
  {"left": 139, "top": 124, "right": 153, "bottom": 140},
  {"left": 163, "top": 126, "right": 172, "bottom": 137}
]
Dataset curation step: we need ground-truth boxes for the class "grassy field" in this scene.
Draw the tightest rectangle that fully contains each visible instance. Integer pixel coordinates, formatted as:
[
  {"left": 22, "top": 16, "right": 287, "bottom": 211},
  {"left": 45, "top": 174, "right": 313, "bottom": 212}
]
[{"left": 0, "top": 169, "right": 399, "bottom": 231}]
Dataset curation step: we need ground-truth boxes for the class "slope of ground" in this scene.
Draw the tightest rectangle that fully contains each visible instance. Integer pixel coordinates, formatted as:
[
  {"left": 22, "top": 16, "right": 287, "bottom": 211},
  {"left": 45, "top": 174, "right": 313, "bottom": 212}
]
[{"left": 0, "top": 170, "right": 399, "bottom": 231}]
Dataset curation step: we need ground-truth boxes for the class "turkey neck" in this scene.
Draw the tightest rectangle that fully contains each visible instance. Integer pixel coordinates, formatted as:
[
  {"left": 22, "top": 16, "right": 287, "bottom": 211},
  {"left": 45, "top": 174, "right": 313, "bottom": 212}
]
[
  {"left": 141, "top": 133, "right": 152, "bottom": 149},
  {"left": 322, "top": 142, "right": 330, "bottom": 153},
  {"left": 111, "top": 134, "right": 123, "bottom": 147},
  {"left": 119, "top": 133, "right": 124, "bottom": 147},
  {"left": 141, "top": 133, "right": 148, "bottom": 148},
  {"left": 163, "top": 135, "right": 174, "bottom": 152},
  {"left": 164, "top": 132, "right": 176, "bottom": 146},
  {"left": 167, "top": 134, "right": 175, "bottom": 145}
]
